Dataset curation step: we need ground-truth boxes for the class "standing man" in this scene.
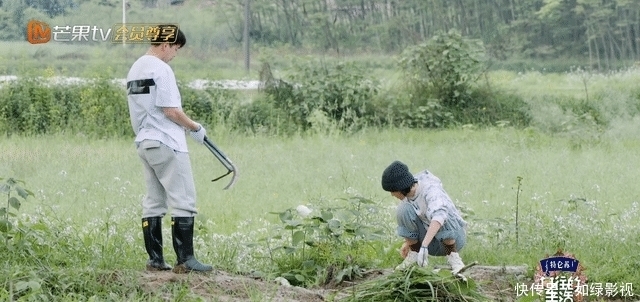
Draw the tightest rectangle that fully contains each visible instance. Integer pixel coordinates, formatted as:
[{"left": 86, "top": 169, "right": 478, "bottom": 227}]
[
  {"left": 127, "top": 25, "right": 212, "bottom": 273},
  {"left": 381, "top": 160, "right": 467, "bottom": 273}
]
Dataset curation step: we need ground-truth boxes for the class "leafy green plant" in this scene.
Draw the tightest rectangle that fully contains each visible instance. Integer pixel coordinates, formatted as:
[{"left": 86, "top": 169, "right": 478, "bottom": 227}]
[
  {"left": 181, "top": 82, "right": 241, "bottom": 128},
  {"left": 0, "top": 177, "right": 34, "bottom": 242},
  {"left": 235, "top": 95, "right": 297, "bottom": 135},
  {"left": 399, "top": 29, "right": 485, "bottom": 110},
  {"left": 255, "top": 196, "right": 387, "bottom": 287},
  {"left": 0, "top": 76, "right": 251, "bottom": 137},
  {"left": 398, "top": 100, "right": 455, "bottom": 128},
  {"left": 260, "top": 60, "right": 379, "bottom": 133},
  {"left": 76, "top": 76, "right": 131, "bottom": 137}
]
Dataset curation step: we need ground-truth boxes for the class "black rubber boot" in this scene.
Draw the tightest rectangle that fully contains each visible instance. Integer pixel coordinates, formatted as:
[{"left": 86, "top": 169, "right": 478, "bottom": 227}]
[
  {"left": 142, "top": 217, "right": 172, "bottom": 271},
  {"left": 171, "top": 217, "right": 213, "bottom": 273}
]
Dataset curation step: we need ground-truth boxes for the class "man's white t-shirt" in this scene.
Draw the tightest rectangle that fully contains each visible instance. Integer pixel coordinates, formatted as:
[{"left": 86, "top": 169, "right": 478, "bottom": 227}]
[{"left": 126, "top": 55, "right": 188, "bottom": 152}]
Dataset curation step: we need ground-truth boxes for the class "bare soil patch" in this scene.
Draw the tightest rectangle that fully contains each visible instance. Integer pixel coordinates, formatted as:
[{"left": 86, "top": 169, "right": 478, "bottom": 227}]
[{"left": 138, "top": 265, "right": 532, "bottom": 301}]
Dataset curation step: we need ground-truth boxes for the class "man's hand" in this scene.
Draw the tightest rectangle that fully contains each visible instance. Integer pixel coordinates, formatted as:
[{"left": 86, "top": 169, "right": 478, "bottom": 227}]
[
  {"left": 190, "top": 123, "right": 206, "bottom": 144},
  {"left": 417, "top": 246, "right": 428, "bottom": 267}
]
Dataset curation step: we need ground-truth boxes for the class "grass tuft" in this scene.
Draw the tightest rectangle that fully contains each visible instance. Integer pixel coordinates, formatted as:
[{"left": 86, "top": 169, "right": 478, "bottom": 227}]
[{"left": 339, "top": 266, "right": 489, "bottom": 302}]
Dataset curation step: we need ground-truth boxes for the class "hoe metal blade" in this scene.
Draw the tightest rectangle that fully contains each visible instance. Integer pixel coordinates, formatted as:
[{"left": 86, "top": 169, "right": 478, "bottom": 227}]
[{"left": 203, "top": 136, "right": 238, "bottom": 190}]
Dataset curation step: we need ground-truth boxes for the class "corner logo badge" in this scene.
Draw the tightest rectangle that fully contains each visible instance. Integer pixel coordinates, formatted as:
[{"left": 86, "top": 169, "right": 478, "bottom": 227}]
[
  {"left": 27, "top": 20, "right": 51, "bottom": 44},
  {"left": 534, "top": 250, "right": 588, "bottom": 301}
]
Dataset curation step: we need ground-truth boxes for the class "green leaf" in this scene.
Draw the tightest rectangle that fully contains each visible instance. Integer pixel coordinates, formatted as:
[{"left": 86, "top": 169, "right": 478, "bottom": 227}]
[
  {"left": 284, "top": 220, "right": 302, "bottom": 228},
  {"left": 302, "top": 260, "right": 316, "bottom": 269},
  {"left": 15, "top": 280, "right": 42, "bottom": 292},
  {"left": 328, "top": 219, "right": 341, "bottom": 229},
  {"left": 9, "top": 197, "right": 20, "bottom": 210},
  {"left": 294, "top": 274, "right": 305, "bottom": 282},
  {"left": 320, "top": 210, "right": 333, "bottom": 221},
  {"left": 292, "top": 230, "right": 305, "bottom": 246},
  {"left": 0, "top": 184, "right": 8, "bottom": 193},
  {"left": 0, "top": 219, "right": 12, "bottom": 233},
  {"left": 311, "top": 216, "right": 326, "bottom": 223},
  {"left": 437, "top": 269, "right": 452, "bottom": 278},
  {"left": 278, "top": 210, "right": 293, "bottom": 223},
  {"left": 15, "top": 186, "right": 29, "bottom": 199},
  {"left": 517, "top": 294, "right": 543, "bottom": 302}
]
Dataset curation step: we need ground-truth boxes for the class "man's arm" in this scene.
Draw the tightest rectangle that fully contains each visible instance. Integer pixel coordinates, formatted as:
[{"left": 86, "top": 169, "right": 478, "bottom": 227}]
[
  {"left": 421, "top": 220, "right": 442, "bottom": 247},
  {"left": 162, "top": 107, "right": 200, "bottom": 131}
]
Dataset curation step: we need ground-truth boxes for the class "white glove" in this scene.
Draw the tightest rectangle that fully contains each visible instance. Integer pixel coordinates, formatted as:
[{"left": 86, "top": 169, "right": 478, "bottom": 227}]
[
  {"left": 395, "top": 251, "right": 418, "bottom": 270},
  {"left": 417, "top": 246, "right": 428, "bottom": 267},
  {"left": 189, "top": 123, "right": 206, "bottom": 144}
]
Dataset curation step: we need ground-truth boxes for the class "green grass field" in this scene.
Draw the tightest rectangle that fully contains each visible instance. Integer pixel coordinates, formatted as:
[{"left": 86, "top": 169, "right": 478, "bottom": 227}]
[
  {"left": 5, "top": 2, "right": 640, "bottom": 298},
  {"left": 3, "top": 40, "right": 640, "bottom": 299},
  {"left": 2, "top": 128, "right": 640, "bottom": 296},
  {"left": 0, "top": 40, "right": 398, "bottom": 82}
]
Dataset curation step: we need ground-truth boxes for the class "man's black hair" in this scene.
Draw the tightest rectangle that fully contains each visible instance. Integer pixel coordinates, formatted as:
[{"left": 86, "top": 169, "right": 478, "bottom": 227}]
[
  {"left": 399, "top": 180, "right": 417, "bottom": 196},
  {"left": 150, "top": 24, "right": 186, "bottom": 48}
]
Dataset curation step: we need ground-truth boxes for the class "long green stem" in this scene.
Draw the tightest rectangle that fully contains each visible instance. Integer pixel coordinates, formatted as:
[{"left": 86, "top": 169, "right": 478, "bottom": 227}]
[
  {"left": 4, "top": 190, "right": 9, "bottom": 245},
  {"left": 516, "top": 176, "right": 522, "bottom": 245}
]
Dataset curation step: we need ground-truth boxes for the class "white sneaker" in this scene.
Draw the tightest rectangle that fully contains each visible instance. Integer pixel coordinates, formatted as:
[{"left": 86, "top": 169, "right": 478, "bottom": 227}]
[
  {"left": 446, "top": 252, "right": 465, "bottom": 274},
  {"left": 395, "top": 251, "right": 418, "bottom": 270}
]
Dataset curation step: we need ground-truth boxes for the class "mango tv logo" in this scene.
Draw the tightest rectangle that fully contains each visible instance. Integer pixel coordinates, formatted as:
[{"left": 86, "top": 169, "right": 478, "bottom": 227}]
[
  {"left": 26, "top": 20, "right": 178, "bottom": 44},
  {"left": 27, "top": 20, "right": 51, "bottom": 44}
]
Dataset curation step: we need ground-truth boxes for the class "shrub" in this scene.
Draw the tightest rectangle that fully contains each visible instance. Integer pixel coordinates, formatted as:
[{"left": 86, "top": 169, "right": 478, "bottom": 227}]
[
  {"left": 0, "top": 78, "right": 80, "bottom": 135},
  {"left": 453, "top": 85, "right": 531, "bottom": 127},
  {"left": 399, "top": 30, "right": 485, "bottom": 110},
  {"left": 392, "top": 100, "right": 456, "bottom": 129},
  {"left": 75, "top": 77, "right": 130, "bottom": 137},
  {"left": 395, "top": 31, "right": 532, "bottom": 128},
  {"left": 0, "top": 77, "right": 247, "bottom": 137},
  {"left": 0, "top": 177, "right": 33, "bottom": 240},
  {"left": 0, "top": 77, "right": 128, "bottom": 137},
  {"left": 233, "top": 94, "right": 298, "bottom": 135},
  {"left": 260, "top": 61, "right": 379, "bottom": 133}
]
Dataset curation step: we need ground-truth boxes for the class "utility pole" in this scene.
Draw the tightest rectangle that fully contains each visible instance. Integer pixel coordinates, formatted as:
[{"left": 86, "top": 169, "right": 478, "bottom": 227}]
[
  {"left": 122, "top": 0, "right": 126, "bottom": 48},
  {"left": 243, "top": 0, "right": 250, "bottom": 74}
]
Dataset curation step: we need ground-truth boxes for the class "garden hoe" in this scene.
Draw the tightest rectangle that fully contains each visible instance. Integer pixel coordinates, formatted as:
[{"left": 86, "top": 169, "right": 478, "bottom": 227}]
[{"left": 203, "top": 136, "right": 238, "bottom": 190}]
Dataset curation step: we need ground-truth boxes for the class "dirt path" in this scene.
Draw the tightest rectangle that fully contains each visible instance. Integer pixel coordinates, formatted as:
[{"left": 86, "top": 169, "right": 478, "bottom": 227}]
[{"left": 138, "top": 265, "right": 531, "bottom": 301}]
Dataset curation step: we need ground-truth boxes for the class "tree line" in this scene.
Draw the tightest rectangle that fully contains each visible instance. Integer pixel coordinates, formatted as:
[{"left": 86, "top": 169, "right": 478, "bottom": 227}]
[
  {"left": 235, "top": 0, "right": 640, "bottom": 70},
  {"left": 4, "top": 0, "right": 640, "bottom": 70}
]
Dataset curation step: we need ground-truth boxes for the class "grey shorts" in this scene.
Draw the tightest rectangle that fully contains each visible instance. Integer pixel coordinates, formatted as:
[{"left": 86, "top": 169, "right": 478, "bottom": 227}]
[
  {"left": 136, "top": 139, "right": 198, "bottom": 218},
  {"left": 396, "top": 202, "right": 466, "bottom": 256}
]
